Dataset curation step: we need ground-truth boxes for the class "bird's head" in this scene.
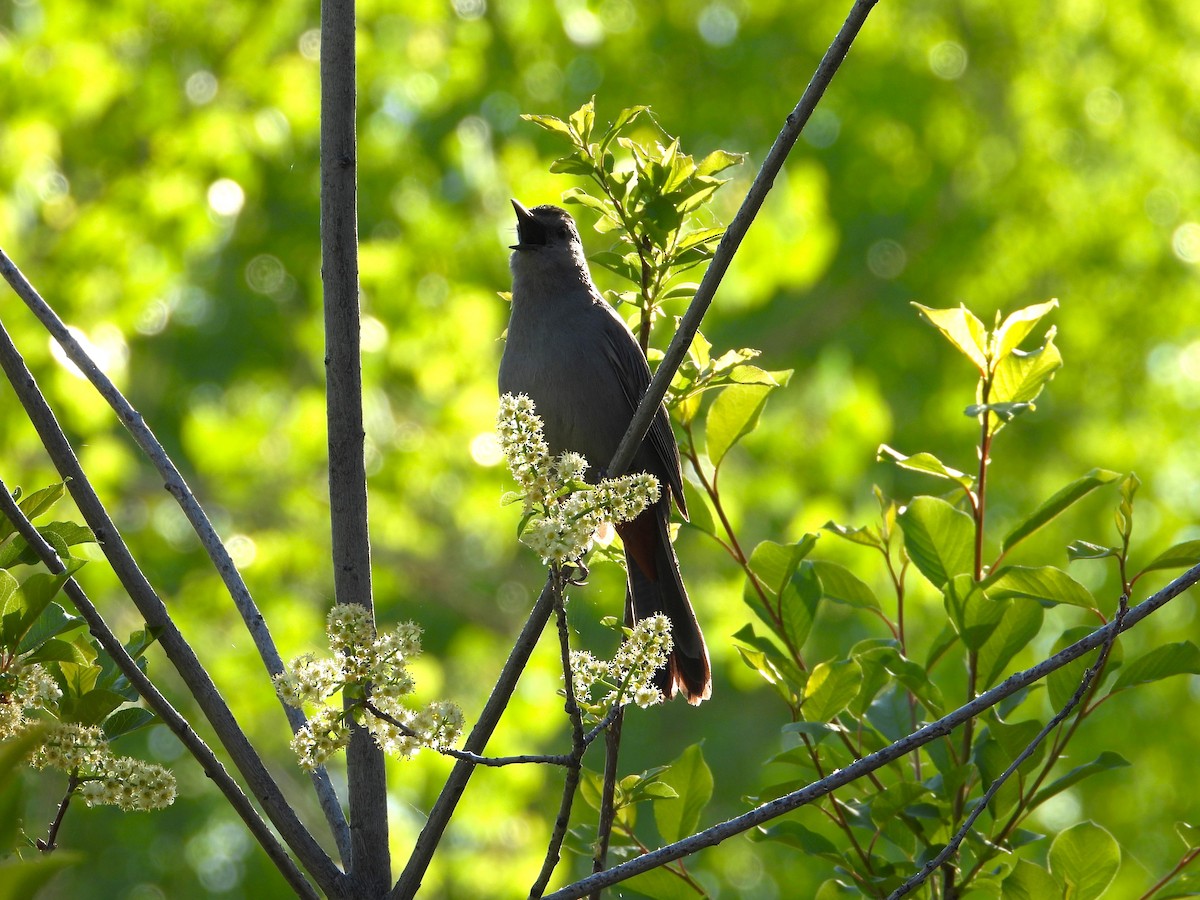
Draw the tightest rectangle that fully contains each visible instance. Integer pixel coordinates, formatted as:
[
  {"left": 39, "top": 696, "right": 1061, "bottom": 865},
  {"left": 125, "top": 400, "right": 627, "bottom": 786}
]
[{"left": 509, "top": 200, "right": 591, "bottom": 283}]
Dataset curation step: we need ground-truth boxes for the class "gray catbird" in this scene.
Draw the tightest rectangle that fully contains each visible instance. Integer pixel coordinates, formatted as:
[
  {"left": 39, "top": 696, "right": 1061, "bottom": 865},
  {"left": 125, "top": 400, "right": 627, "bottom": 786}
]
[{"left": 499, "top": 199, "right": 712, "bottom": 705}]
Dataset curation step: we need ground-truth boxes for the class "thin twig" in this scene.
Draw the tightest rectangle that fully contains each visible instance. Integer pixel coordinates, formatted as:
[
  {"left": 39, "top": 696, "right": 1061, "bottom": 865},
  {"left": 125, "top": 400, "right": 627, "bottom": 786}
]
[
  {"left": 0, "top": 248, "right": 352, "bottom": 865},
  {"left": 37, "top": 773, "right": 80, "bottom": 853},
  {"left": 590, "top": 706, "right": 623, "bottom": 896},
  {"left": 0, "top": 477, "right": 325, "bottom": 899},
  {"left": 0, "top": 323, "right": 345, "bottom": 897},
  {"left": 887, "top": 595, "right": 1132, "bottom": 899},
  {"left": 361, "top": 701, "right": 574, "bottom": 768},
  {"left": 542, "top": 563, "right": 1200, "bottom": 899},
  {"left": 530, "top": 572, "right": 589, "bottom": 898}
]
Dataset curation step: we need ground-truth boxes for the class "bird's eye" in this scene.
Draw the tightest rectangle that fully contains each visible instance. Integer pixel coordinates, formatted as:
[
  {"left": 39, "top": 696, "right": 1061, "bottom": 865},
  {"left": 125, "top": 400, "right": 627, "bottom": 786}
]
[{"left": 557, "top": 227, "right": 569, "bottom": 239}]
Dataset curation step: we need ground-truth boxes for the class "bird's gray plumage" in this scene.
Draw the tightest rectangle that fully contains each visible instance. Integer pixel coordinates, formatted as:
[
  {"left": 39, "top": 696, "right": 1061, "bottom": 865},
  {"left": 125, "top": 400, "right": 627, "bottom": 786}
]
[{"left": 500, "top": 200, "right": 711, "bottom": 704}]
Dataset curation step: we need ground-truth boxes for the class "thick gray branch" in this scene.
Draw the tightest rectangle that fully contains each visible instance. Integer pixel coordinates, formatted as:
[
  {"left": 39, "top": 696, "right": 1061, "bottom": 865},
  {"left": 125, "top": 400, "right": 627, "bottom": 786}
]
[{"left": 319, "top": 0, "right": 391, "bottom": 892}]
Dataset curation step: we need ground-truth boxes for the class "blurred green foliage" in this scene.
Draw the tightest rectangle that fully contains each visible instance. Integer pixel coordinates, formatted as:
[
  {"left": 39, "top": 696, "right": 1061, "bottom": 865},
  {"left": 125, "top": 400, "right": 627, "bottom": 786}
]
[{"left": 2, "top": 0, "right": 1199, "bottom": 897}]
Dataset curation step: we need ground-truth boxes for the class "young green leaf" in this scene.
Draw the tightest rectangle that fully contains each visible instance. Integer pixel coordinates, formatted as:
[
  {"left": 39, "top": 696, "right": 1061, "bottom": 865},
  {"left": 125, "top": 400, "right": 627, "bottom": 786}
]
[
  {"left": 994, "top": 299, "right": 1059, "bottom": 360},
  {"left": 1028, "top": 751, "right": 1129, "bottom": 811},
  {"left": 706, "top": 382, "right": 774, "bottom": 470},
  {"left": 810, "top": 560, "right": 881, "bottom": 611},
  {"left": 654, "top": 743, "right": 713, "bottom": 844},
  {"left": 1138, "top": 539, "right": 1200, "bottom": 577},
  {"left": 877, "top": 444, "right": 975, "bottom": 493},
  {"left": 1111, "top": 641, "right": 1200, "bottom": 693},
  {"left": 943, "top": 575, "right": 1004, "bottom": 650},
  {"left": 1067, "top": 540, "right": 1120, "bottom": 562},
  {"left": 802, "top": 658, "right": 862, "bottom": 723},
  {"left": 912, "top": 303, "right": 989, "bottom": 372},
  {"left": 990, "top": 330, "right": 1062, "bottom": 406},
  {"left": 986, "top": 565, "right": 1097, "bottom": 610},
  {"left": 1048, "top": 821, "right": 1120, "bottom": 900},
  {"left": 1000, "top": 469, "right": 1121, "bottom": 554},
  {"left": 1002, "top": 859, "right": 1063, "bottom": 900},
  {"left": 822, "top": 520, "right": 884, "bottom": 550},
  {"left": 976, "top": 598, "right": 1044, "bottom": 687},
  {"left": 520, "top": 113, "right": 573, "bottom": 138},
  {"left": 897, "top": 496, "right": 975, "bottom": 588}
]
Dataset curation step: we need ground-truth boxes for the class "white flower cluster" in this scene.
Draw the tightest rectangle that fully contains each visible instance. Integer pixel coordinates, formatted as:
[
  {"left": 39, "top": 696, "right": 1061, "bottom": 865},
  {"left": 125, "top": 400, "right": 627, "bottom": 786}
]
[
  {"left": 30, "top": 722, "right": 176, "bottom": 811},
  {"left": 496, "top": 394, "right": 661, "bottom": 565},
  {"left": 0, "top": 661, "right": 62, "bottom": 740},
  {"left": 569, "top": 615, "right": 673, "bottom": 721},
  {"left": 276, "top": 604, "right": 463, "bottom": 772}
]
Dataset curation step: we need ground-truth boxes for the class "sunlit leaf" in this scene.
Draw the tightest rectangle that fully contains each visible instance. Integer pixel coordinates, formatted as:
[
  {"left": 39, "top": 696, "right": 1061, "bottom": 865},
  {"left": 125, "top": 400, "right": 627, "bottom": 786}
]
[
  {"left": 705, "top": 382, "right": 775, "bottom": 470},
  {"left": 802, "top": 658, "right": 862, "bottom": 723},
  {"left": 994, "top": 299, "right": 1059, "bottom": 359},
  {"left": 1001, "top": 468, "right": 1121, "bottom": 554},
  {"left": 1048, "top": 821, "right": 1120, "bottom": 900},
  {"left": 912, "top": 303, "right": 988, "bottom": 372},
  {"left": 1111, "top": 642, "right": 1200, "bottom": 692},
  {"left": 877, "top": 444, "right": 974, "bottom": 492},
  {"left": 654, "top": 743, "right": 713, "bottom": 844},
  {"left": 898, "top": 496, "right": 975, "bottom": 588},
  {"left": 986, "top": 565, "right": 1097, "bottom": 610}
]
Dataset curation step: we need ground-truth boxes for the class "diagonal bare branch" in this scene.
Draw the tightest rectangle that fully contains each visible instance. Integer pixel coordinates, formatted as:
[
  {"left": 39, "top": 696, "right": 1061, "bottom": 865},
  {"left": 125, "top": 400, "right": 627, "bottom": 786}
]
[
  {"left": 0, "top": 477, "right": 322, "bottom": 899},
  {"left": 0, "top": 318, "right": 348, "bottom": 897},
  {"left": 0, "top": 249, "right": 352, "bottom": 863}
]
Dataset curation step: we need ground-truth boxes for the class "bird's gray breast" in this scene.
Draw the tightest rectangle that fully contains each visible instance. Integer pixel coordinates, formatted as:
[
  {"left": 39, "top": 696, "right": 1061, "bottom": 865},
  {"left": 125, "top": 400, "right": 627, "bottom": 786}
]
[{"left": 499, "top": 301, "right": 631, "bottom": 473}]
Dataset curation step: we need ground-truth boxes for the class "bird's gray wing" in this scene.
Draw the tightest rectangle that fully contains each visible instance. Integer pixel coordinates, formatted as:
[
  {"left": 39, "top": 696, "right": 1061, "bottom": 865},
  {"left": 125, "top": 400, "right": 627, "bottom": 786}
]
[{"left": 597, "top": 301, "right": 689, "bottom": 518}]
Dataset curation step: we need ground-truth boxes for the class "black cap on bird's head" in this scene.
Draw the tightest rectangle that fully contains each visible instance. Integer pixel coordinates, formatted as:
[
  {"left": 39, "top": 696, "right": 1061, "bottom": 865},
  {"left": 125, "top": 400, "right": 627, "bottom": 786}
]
[{"left": 510, "top": 199, "right": 580, "bottom": 251}]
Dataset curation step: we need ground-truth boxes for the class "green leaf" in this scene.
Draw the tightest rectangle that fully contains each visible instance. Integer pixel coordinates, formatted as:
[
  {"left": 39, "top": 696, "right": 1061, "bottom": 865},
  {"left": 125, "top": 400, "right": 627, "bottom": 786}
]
[
  {"left": 747, "top": 537, "right": 819, "bottom": 596},
  {"left": 706, "top": 382, "right": 774, "bottom": 469},
  {"left": 810, "top": 560, "right": 881, "bottom": 611},
  {"left": 597, "top": 104, "right": 648, "bottom": 152},
  {"left": 1048, "top": 821, "right": 1120, "bottom": 900},
  {"left": 70, "top": 689, "right": 126, "bottom": 726},
  {"left": 877, "top": 444, "right": 974, "bottom": 492},
  {"left": 1112, "top": 642, "right": 1200, "bottom": 692},
  {"left": 994, "top": 299, "right": 1059, "bottom": 359},
  {"left": 2, "top": 570, "right": 73, "bottom": 650},
  {"left": 623, "top": 867, "right": 696, "bottom": 900},
  {"left": 803, "top": 658, "right": 862, "bottom": 723},
  {"left": 822, "top": 521, "right": 883, "bottom": 550},
  {"left": 103, "top": 707, "right": 157, "bottom": 739},
  {"left": 986, "top": 565, "right": 1097, "bottom": 610},
  {"left": 680, "top": 480, "right": 718, "bottom": 538},
  {"left": 750, "top": 821, "right": 843, "bottom": 865},
  {"left": 913, "top": 303, "right": 988, "bottom": 372},
  {"left": 520, "top": 112, "right": 572, "bottom": 138},
  {"left": 1177, "top": 822, "right": 1200, "bottom": 850},
  {"left": 695, "top": 149, "right": 745, "bottom": 177},
  {"left": 548, "top": 154, "right": 595, "bottom": 176},
  {"left": 782, "top": 562, "right": 822, "bottom": 652},
  {"left": 898, "top": 496, "right": 975, "bottom": 588},
  {"left": 976, "top": 599, "right": 1044, "bottom": 687},
  {"left": 1029, "top": 751, "right": 1130, "bottom": 811},
  {"left": 943, "top": 575, "right": 1003, "bottom": 650},
  {"left": 17, "top": 602, "right": 85, "bottom": 655},
  {"left": 18, "top": 482, "right": 68, "bottom": 523},
  {"left": 990, "top": 328, "right": 1062, "bottom": 406},
  {"left": 568, "top": 98, "right": 595, "bottom": 144},
  {"left": 1001, "top": 469, "right": 1121, "bottom": 554},
  {"left": 1140, "top": 539, "right": 1200, "bottom": 576},
  {"left": 654, "top": 743, "right": 713, "bottom": 844},
  {"left": 1068, "top": 540, "right": 1120, "bottom": 562},
  {"left": 1003, "top": 858, "right": 1063, "bottom": 900}
]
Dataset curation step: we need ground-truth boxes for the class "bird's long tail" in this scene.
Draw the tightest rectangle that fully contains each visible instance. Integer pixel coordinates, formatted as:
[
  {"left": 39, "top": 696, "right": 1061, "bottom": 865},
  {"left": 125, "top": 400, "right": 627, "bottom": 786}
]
[{"left": 617, "top": 505, "right": 711, "bottom": 705}]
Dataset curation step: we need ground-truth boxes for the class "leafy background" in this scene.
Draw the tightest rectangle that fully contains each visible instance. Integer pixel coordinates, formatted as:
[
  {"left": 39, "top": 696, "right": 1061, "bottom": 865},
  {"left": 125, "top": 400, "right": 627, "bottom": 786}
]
[{"left": 2, "top": 0, "right": 1199, "bottom": 896}]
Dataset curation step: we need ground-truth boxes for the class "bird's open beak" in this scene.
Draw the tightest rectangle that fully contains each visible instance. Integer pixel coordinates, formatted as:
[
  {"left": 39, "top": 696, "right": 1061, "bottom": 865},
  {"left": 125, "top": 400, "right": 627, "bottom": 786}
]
[{"left": 510, "top": 199, "right": 546, "bottom": 250}]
